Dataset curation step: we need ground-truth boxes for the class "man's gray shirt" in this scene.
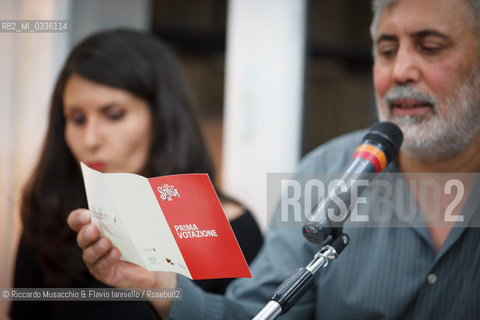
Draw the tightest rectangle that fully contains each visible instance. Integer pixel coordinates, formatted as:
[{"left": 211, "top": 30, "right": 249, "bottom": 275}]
[{"left": 167, "top": 130, "right": 480, "bottom": 319}]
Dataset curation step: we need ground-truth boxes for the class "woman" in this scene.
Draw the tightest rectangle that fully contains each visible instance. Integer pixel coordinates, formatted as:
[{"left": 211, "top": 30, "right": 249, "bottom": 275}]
[{"left": 10, "top": 29, "right": 263, "bottom": 319}]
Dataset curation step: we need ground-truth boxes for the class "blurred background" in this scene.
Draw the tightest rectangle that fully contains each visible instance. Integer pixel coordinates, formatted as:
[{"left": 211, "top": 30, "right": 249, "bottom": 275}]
[{"left": 0, "top": 0, "right": 375, "bottom": 318}]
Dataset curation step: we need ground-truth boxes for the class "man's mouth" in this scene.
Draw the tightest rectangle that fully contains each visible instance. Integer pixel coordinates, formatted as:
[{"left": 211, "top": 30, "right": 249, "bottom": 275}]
[{"left": 390, "top": 99, "right": 434, "bottom": 116}]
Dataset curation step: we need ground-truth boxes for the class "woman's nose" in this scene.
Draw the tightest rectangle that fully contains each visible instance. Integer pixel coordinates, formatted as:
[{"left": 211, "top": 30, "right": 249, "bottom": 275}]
[{"left": 83, "top": 118, "right": 101, "bottom": 150}]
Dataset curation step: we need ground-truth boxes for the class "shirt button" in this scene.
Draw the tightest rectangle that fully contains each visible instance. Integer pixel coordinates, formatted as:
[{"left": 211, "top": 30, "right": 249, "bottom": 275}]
[{"left": 427, "top": 273, "right": 437, "bottom": 285}]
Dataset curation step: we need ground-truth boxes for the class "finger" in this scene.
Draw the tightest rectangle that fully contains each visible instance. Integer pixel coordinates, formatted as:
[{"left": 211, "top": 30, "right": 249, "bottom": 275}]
[
  {"left": 107, "top": 247, "right": 121, "bottom": 261},
  {"left": 82, "top": 236, "right": 112, "bottom": 268},
  {"left": 89, "top": 248, "right": 121, "bottom": 283},
  {"left": 67, "top": 209, "right": 91, "bottom": 232},
  {"left": 77, "top": 224, "right": 99, "bottom": 249}
]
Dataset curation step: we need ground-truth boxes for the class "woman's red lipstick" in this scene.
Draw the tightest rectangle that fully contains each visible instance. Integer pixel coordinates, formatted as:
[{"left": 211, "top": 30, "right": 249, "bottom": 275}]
[{"left": 87, "top": 162, "right": 107, "bottom": 172}]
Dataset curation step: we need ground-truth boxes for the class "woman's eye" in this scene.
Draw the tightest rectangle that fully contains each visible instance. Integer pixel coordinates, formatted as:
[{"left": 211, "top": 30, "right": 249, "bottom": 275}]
[
  {"left": 67, "top": 112, "right": 86, "bottom": 125},
  {"left": 106, "top": 108, "right": 125, "bottom": 121}
]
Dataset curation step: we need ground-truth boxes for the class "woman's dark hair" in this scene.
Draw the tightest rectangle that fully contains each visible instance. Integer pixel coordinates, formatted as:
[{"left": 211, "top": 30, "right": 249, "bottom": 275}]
[{"left": 21, "top": 29, "right": 216, "bottom": 286}]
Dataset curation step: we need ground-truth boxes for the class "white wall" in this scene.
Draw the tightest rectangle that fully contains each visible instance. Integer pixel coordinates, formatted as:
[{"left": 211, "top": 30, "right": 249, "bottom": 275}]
[
  {"left": 222, "top": 0, "right": 307, "bottom": 230},
  {"left": 0, "top": 1, "right": 71, "bottom": 318}
]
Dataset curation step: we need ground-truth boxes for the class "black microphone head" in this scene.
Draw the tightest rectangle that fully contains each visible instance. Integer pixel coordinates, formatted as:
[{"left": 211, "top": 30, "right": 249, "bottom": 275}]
[{"left": 363, "top": 122, "right": 403, "bottom": 163}]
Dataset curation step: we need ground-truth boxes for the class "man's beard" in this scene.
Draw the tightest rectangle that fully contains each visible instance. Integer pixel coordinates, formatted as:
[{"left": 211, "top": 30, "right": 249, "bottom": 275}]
[{"left": 377, "top": 69, "right": 480, "bottom": 161}]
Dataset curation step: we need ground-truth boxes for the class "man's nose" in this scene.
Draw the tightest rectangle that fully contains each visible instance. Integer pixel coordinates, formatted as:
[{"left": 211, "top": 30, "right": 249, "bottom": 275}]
[{"left": 392, "top": 46, "right": 421, "bottom": 85}]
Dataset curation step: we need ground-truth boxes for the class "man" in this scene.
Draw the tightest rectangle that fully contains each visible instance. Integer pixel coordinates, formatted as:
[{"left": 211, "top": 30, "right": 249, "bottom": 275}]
[{"left": 68, "top": 0, "right": 480, "bottom": 318}]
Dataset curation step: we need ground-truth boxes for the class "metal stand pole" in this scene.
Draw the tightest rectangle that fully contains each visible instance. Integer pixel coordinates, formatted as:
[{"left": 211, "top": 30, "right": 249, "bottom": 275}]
[{"left": 252, "top": 233, "right": 349, "bottom": 320}]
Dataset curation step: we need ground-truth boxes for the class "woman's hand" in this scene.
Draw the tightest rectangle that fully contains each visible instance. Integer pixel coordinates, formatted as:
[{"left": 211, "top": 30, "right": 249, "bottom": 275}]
[{"left": 67, "top": 208, "right": 177, "bottom": 317}]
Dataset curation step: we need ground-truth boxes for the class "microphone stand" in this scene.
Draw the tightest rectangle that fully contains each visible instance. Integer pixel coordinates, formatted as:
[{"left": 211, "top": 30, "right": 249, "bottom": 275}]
[
  {"left": 252, "top": 233, "right": 349, "bottom": 320},
  {"left": 252, "top": 122, "right": 402, "bottom": 319}
]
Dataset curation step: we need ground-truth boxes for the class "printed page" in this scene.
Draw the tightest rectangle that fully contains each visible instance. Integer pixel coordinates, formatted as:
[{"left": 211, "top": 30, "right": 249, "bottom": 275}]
[
  {"left": 81, "top": 163, "right": 144, "bottom": 267},
  {"left": 81, "top": 163, "right": 190, "bottom": 278}
]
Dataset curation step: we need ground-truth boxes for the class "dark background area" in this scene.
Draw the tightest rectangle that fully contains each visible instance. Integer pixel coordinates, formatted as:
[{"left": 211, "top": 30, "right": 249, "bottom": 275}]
[{"left": 151, "top": 0, "right": 377, "bottom": 164}]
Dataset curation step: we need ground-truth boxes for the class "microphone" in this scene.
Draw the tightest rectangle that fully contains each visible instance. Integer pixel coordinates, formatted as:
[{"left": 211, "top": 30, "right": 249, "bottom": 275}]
[{"left": 302, "top": 122, "right": 403, "bottom": 244}]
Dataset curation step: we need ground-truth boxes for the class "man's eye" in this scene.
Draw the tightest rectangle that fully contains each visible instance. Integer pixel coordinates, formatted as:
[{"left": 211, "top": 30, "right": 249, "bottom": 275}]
[
  {"left": 380, "top": 49, "right": 396, "bottom": 57},
  {"left": 419, "top": 45, "right": 442, "bottom": 55},
  {"left": 377, "top": 43, "right": 397, "bottom": 59}
]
